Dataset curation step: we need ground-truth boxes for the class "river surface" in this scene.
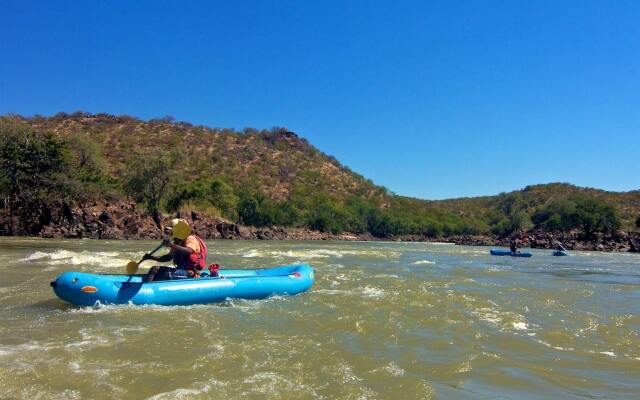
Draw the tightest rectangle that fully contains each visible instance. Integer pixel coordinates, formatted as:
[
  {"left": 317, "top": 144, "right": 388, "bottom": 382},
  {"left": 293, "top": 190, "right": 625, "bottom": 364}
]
[{"left": 0, "top": 238, "right": 638, "bottom": 399}]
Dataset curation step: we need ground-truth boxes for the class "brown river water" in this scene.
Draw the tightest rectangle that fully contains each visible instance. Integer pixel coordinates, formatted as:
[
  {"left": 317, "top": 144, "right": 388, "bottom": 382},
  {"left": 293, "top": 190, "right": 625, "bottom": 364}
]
[{"left": 0, "top": 237, "right": 638, "bottom": 399}]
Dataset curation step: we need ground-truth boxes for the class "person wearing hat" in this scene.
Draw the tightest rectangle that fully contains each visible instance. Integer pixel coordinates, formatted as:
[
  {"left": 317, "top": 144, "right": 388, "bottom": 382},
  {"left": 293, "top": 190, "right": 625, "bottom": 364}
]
[{"left": 142, "top": 219, "right": 208, "bottom": 282}]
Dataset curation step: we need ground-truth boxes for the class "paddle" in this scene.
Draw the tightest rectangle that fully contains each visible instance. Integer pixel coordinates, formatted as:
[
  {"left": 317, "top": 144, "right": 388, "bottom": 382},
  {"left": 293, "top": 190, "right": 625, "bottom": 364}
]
[
  {"left": 125, "top": 242, "right": 165, "bottom": 275},
  {"left": 549, "top": 234, "right": 566, "bottom": 252}
]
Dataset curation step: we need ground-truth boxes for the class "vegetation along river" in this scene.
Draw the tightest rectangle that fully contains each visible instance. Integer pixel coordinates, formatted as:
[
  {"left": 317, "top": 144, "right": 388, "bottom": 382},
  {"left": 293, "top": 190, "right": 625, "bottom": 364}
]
[{"left": 0, "top": 237, "right": 638, "bottom": 399}]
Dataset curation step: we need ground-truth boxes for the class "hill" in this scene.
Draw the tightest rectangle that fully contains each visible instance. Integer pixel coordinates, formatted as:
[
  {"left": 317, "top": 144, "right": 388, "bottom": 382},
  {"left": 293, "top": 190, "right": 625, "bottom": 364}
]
[
  {"left": 1, "top": 112, "right": 639, "bottom": 245},
  {"left": 430, "top": 183, "right": 640, "bottom": 234}
]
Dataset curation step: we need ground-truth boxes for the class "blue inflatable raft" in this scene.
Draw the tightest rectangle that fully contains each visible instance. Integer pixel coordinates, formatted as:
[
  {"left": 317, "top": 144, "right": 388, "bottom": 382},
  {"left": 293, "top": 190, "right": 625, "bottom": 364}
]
[
  {"left": 552, "top": 250, "right": 569, "bottom": 256},
  {"left": 490, "top": 249, "right": 533, "bottom": 257},
  {"left": 50, "top": 264, "right": 314, "bottom": 306}
]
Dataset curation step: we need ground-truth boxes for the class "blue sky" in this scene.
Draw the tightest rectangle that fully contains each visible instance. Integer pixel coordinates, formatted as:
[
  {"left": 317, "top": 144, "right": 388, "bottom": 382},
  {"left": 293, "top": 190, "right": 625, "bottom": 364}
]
[{"left": 1, "top": 0, "right": 638, "bottom": 199}]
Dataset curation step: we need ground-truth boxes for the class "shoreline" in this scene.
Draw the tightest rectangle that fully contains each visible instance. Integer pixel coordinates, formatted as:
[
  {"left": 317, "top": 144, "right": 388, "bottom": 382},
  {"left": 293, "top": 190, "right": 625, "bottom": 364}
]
[
  {"left": 1, "top": 200, "right": 638, "bottom": 253},
  {"left": 2, "top": 229, "right": 639, "bottom": 254}
]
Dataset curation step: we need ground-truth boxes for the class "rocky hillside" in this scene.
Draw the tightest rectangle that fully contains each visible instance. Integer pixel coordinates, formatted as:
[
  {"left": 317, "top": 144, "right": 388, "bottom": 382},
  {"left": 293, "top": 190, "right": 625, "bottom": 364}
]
[
  {"left": 1, "top": 112, "right": 639, "bottom": 247},
  {"left": 18, "top": 112, "right": 385, "bottom": 203}
]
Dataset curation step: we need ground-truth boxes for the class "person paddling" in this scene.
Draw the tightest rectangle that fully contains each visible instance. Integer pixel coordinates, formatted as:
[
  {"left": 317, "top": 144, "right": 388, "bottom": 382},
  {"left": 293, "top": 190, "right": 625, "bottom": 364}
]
[
  {"left": 143, "top": 219, "right": 207, "bottom": 282},
  {"left": 509, "top": 236, "right": 520, "bottom": 254},
  {"left": 550, "top": 234, "right": 567, "bottom": 253}
]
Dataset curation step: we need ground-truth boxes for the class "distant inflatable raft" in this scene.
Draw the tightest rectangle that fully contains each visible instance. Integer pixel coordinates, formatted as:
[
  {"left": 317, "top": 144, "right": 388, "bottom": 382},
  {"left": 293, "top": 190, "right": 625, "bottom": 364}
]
[
  {"left": 490, "top": 249, "right": 533, "bottom": 257},
  {"left": 50, "top": 264, "right": 314, "bottom": 306}
]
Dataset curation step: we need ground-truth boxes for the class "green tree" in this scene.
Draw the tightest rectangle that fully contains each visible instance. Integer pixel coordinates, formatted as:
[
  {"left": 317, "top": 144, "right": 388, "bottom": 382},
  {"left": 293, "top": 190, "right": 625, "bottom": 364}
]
[
  {"left": 531, "top": 195, "right": 620, "bottom": 236},
  {"left": 573, "top": 196, "right": 620, "bottom": 236},
  {"left": 490, "top": 211, "right": 527, "bottom": 237},
  {"left": 367, "top": 209, "right": 396, "bottom": 237},
  {"left": 0, "top": 122, "right": 70, "bottom": 203},
  {"left": 237, "top": 191, "right": 268, "bottom": 226},
  {"left": 531, "top": 199, "right": 579, "bottom": 232},
  {"left": 235, "top": 189, "right": 301, "bottom": 228},
  {"left": 67, "top": 134, "right": 107, "bottom": 178},
  {"left": 66, "top": 133, "right": 115, "bottom": 198},
  {"left": 0, "top": 122, "right": 74, "bottom": 232},
  {"left": 124, "top": 150, "right": 179, "bottom": 220},
  {"left": 210, "top": 179, "right": 239, "bottom": 219},
  {"left": 166, "top": 180, "right": 209, "bottom": 213},
  {"left": 304, "top": 195, "right": 355, "bottom": 234}
]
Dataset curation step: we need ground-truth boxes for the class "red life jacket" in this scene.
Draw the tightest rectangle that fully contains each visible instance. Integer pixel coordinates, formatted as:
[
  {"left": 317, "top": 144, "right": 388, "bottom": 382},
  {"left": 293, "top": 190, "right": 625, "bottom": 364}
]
[{"left": 174, "top": 235, "right": 207, "bottom": 271}]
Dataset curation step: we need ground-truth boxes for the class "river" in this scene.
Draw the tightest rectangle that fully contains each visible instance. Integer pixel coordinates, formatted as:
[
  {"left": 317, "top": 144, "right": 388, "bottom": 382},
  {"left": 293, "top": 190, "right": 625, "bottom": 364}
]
[{"left": 0, "top": 238, "right": 638, "bottom": 399}]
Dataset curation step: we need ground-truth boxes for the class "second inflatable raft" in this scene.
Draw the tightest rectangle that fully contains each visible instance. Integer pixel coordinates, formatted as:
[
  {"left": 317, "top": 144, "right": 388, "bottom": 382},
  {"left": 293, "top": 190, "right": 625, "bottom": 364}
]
[{"left": 490, "top": 249, "right": 533, "bottom": 257}]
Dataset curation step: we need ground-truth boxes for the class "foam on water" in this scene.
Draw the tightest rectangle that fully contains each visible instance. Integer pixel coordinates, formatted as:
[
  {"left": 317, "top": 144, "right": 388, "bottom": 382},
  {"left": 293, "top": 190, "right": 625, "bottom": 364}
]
[
  {"left": 512, "top": 321, "right": 529, "bottom": 331},
  {"left": 381, "top": 361, "right": 405, "bottom": 376},
  {"left": 0, "top": 342, "right": 50, "bottom": 357},
  {"left": 361, "top": 286, "right": 386, "bottom": 298},
  {"left": 242, "top": 248, "right": 343, "bottom": 258},
  {"left": 222, "top": 295, "right": 290, "bottom": 313},
  {"left": 412, "top": 260, "right": 436, "bottom": 265},
  {"left": 334, "top": 361, "right": 363, "bottom": 383},
  {"left": 20, "top": 249, "right": 132, "bottom": 269},
  {"left": 63, "top": 301, "right": 225, "bottom": 315},
  {"left": 241, "top": 248, "right": 399, "bottom": 260},
  {"left": 314, "top": 289, "right": 351, "bottom": 296},
  {"left": 372, "top": 273, "right": 400, "bottom": 278},
  {"left": 146, "top": 387, "right": 210, "bottom": 400},
  {"left": 63, "top": 297, "right": 292, "bottom": 316}
]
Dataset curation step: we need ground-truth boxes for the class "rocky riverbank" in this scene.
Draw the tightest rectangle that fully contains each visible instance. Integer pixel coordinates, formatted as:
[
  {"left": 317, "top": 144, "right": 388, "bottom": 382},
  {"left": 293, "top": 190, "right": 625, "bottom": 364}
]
[
  {"left": 0, "top": 200, "right": 368, "bottom": 242},
  {"left": 375, "top": 231, "right": 640, "bottom": 252},
  {"left": 440, "top": 232, "right": 640, "bottom": 253},
  {"left": 1, "top": 200, "right": 638, "bottom": 252}
]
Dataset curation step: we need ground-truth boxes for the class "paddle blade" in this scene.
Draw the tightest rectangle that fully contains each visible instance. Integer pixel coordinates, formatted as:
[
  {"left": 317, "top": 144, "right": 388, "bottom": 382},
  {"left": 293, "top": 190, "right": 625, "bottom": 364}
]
[{"left": 125, "top": 260, "right": 139, "bottom": 275}]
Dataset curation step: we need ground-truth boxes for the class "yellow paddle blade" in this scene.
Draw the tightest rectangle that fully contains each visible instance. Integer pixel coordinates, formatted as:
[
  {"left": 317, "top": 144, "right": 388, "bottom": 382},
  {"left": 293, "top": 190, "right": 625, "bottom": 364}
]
[{"left": 125, "top": 260, "right": 139, "bottom": 275}]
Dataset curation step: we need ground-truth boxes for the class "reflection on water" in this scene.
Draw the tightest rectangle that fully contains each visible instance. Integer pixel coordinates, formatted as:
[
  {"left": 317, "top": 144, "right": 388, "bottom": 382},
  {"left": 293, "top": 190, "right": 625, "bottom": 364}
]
[{"left": 0, "top": 237, "right": 639, "bottom": 399}]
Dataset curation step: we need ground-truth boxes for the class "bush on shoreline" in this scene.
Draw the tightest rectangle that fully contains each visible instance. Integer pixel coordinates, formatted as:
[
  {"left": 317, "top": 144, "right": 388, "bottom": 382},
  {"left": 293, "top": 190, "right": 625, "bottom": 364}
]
[{"left": 531, "top": 195, "right": 621, "bottom": 237}]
